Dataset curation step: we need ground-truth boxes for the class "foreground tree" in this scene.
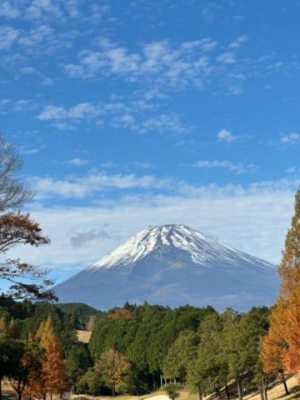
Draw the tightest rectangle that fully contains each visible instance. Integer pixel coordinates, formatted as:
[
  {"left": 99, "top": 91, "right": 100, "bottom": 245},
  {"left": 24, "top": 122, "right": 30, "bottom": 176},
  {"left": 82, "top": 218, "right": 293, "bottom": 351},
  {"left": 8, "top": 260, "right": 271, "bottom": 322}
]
[
  {"left": 165, "top": 383, "right": 180, "bottom": 400},
  {"left": 8, "top": 341, "right": 43, "bottom": 400},
  {"left": 262, "top": 189, "right": 300, "bottom": 380},
  {"left": 35, "top": 316, "right": 69, "bottom": 399},
  {"left": 0, "top": 134, "right": 55, "bottom": 301},
  {"left": 163, "top": 330, "right": 199, "bottom": 383},
  {"left": 96, "top": 349, "right": 131, "bottom": 395}
]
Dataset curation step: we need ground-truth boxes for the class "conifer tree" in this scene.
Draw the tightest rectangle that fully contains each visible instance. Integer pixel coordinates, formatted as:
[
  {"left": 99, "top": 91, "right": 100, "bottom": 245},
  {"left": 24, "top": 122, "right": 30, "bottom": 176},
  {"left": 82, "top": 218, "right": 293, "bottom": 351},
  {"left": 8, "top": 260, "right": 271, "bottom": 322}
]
[
  {"left": 261, "top": 189, "right": 300, "bottom": 383},
  {"left": 35, "top": 316, "right": 69, "bottom": 399}
]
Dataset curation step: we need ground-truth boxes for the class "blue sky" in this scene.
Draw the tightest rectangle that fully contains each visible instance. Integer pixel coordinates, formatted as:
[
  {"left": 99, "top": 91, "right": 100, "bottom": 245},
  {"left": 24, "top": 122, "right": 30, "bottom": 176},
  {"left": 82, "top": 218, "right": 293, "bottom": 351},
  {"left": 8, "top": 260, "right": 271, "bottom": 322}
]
[{"left": 1, "top": 0, "right": 300, "bottom": 284}]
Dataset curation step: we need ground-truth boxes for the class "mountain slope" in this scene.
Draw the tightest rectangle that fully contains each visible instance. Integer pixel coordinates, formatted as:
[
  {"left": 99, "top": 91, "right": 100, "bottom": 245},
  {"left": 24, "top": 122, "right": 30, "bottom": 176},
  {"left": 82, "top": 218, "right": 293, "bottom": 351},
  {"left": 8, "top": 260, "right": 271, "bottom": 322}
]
[{"left": 54, "top": 224, "right": 280, "bottom": 311}]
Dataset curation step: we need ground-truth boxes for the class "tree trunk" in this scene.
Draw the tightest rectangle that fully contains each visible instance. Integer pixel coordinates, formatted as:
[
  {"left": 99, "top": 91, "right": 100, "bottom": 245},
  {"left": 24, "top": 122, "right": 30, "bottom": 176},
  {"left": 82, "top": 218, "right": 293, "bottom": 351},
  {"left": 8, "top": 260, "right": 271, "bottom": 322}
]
[
  {"left": 197, "top": 384, "right": 203, "bottom": 400},
  {"left": 259, "top": 377, "right": 268, "bottom": 400},
  {"left": 0, "top": 377, "right": 2, "bottom": 400},
  {"left": 225, "top": 381, "right": 230, "bottom": 400},
  {"left": 236, "top": 377, "right": 243, "bottom": 400},
  {"left": 215, "top": 384, "right": 222, "bottom": 400},
  {"left": 281, "top": 375, "right": 289, "bottom": 395}
]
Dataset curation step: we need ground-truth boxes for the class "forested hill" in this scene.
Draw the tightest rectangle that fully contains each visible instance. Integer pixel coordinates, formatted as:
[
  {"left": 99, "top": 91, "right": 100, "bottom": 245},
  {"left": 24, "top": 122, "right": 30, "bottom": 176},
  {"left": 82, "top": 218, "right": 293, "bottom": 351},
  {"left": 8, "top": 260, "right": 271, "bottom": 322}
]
[
  {"left": 89, "top": 303, "right": 216, "bottom": 361},
  {"left": 0, "top": 295, "right": 272, "bottom": 398}
]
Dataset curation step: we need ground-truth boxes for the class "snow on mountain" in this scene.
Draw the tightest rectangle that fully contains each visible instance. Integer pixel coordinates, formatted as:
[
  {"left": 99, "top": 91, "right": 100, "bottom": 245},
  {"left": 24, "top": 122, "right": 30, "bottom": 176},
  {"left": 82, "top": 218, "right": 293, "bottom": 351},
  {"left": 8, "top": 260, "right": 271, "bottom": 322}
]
[{"left": 54, "top": 224, "right": 280, "bottom": 311}]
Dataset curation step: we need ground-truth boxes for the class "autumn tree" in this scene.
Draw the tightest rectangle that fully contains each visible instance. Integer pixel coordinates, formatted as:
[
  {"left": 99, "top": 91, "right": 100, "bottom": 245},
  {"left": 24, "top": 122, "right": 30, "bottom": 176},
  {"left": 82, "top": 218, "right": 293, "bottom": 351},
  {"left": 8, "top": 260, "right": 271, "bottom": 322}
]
[
  {"left": 261, "top": 189, "right": 300, "bottom": 382},
  {"left": 34, "top": 316, "right": 69, "bottom": 399},
  {"left": 96, "top": 349, "right": 131, "bottom": 395},
  {"left": 0, "top": 134, "right": 55, "bottom": 301},
  {"left": 7, "top": 340, "right": 43, "bottom": 400},
  {"left": 260, "top": 300, "right": 289, "bottom": 395}
]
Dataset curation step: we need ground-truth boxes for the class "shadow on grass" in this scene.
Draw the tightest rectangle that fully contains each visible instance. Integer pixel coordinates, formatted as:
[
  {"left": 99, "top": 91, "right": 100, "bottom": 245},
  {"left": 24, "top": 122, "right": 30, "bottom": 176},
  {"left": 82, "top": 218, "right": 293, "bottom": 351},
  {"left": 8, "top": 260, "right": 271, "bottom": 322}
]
[
  {"left": 2, "top": 389, "right": 16, "bottom": 400},
  {"left": 277, "top": 385, "right": 300, "bottom": 400}
]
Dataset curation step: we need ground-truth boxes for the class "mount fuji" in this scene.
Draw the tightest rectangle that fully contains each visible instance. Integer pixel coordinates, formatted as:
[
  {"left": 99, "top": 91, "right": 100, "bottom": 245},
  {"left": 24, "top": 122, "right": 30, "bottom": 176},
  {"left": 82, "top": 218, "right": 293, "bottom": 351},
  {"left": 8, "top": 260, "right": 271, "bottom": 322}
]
[{"left": 54, "top": 224, "right": 280, "bottom": 311}]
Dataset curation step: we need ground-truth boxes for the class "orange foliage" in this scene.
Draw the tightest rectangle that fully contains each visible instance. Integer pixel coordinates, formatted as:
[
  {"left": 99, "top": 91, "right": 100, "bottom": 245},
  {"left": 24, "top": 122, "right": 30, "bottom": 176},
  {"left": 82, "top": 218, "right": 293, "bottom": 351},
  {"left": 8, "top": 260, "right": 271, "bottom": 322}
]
[{"left": 261, "top": 190, "right": 300, "bottom": 378}]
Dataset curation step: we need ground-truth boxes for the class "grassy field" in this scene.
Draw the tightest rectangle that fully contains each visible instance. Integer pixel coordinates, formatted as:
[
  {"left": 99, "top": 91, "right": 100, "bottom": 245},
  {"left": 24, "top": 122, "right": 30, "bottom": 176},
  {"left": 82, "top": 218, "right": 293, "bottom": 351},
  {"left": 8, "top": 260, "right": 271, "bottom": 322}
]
[
  {"left": 3, "top": 369, "right": 299, "bottom": 400},
  {"left": 76, "top": 329, "right": 92, "bottom": 343}
]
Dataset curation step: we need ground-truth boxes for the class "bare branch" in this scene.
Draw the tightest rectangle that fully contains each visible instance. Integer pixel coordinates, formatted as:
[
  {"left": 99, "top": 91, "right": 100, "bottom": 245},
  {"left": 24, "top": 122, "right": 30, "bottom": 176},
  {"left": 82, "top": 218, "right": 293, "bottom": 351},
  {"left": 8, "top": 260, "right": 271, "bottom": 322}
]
[{"left": 0, "top": 134, "right": 33, "bottom": 211}]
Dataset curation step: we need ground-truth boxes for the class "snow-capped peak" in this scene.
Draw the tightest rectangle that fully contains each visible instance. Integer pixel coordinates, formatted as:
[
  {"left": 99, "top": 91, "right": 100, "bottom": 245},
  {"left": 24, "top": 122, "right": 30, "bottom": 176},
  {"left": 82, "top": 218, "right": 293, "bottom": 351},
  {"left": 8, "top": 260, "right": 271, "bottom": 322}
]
[{"left": 90, "top": 224, "right": 272, "bottom": 271}]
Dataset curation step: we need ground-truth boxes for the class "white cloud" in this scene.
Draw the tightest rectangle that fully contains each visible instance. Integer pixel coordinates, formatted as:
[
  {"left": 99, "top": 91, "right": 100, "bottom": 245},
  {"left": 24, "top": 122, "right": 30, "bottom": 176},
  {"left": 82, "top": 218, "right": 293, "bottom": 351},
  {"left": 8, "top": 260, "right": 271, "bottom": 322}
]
[
  {"left": 37, "top": 101, "right": 188, "bottom": 134},
  {"left": 29, "top": 171, "right": 171, "bottom": 199},
  {"left": 100, "top": 161, "right": 119, "bottom": 168},
  {"left": 0, "top": 26, "right": 19, "bottom": 49},
  {"left": 18, "top": 180, "right": 298, "bottom": 284},
  {"left": 65, "top": 158, "right": 89, "bottom": 167},
  {"left": 0, "top": 2, "right": 20, "bottom": 18},
  {"left": 281, "top": 132, "right": 300, "bottom": 144},
  {"left": 62, "top": 38, "right": 216, "bottom": 90},
  {"left": 229, "top": 35, "right": 248, "bottom": 49},
  {"left": 216, "top": 52, "right": 236, "bottom": 64},
  {"left": 286, "top": 167, "right": 297, "bottom": 174},
  {"left": 217, "top": 129, "right": 237, "bottom": 142},
  {"left": 193, "top": 160, "right": 256, "bottom": 173}
]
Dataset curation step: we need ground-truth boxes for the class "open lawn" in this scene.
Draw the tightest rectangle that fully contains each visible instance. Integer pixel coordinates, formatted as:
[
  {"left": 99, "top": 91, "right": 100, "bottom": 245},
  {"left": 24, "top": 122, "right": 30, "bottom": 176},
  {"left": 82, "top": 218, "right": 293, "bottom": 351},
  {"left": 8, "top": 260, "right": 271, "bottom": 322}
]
[
  {"left": 76, "top": 330, "right": 92, "bottom": 343},
  {"left": 3, "top": 374, "right": 300, "bottom": 400}
]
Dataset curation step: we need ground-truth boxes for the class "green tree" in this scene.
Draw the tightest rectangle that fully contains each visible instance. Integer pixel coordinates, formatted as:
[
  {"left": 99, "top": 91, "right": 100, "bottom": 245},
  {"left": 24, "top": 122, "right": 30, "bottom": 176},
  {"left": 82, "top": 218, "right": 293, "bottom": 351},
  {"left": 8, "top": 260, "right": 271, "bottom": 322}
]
[
  {"left": 165, "top": 383, "right": 180, "bottom": 400},
  {"left": 67, "top": 343, "right": 92, "bottom": 393},
  {"left": 196, "top": 313, "right": 227, "bottom": 400},
  {"left": 163, "top": 330, "right": 199, "bottom": 382},
  {"left": 8, "top": 340, "right": 43, "bottom": 400},
  {"left": 221, "top": 309, "right": 258, "bottom": 400},
  {"left": 77, "top": 368, "right": 103, "bottom": 396}
]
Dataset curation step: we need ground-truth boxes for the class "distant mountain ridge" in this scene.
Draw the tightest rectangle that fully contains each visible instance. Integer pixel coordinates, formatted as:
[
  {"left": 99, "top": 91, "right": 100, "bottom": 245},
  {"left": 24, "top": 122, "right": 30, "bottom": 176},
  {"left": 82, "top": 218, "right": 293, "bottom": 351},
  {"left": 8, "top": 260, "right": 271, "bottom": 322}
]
[{"left": 54, "top": 224, "right": 280, "bottom": 311}]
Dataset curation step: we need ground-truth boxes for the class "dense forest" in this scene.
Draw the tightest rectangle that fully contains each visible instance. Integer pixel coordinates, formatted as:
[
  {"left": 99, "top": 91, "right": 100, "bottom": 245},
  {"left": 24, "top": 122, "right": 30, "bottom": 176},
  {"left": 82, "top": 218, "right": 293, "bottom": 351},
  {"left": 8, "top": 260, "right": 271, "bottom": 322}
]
[{"left": 0, "top": 296, "right": 279, "bottom": 400}]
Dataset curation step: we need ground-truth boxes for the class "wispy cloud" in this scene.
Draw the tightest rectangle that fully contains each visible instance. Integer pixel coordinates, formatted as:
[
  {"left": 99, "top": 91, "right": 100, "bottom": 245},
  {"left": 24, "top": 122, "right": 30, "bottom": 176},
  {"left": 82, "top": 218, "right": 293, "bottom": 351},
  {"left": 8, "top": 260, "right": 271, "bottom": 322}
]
[
  {"left": 70, "top": 228, "right": 112, "bottom": 247},
  {"left": 216, "top": 52, "right": 236, "bottom": 64},
  {"left": 63, "top": 38, "right": 217, "bottom": 90},
  {"left": 217, "top": 129, "right": 238, "bottom": 142},
  {"left": 281, "top": 132, "right": 300, "bottom": 144},
  {"left": 193, "top": 160, "right": 256, "bottom": 173},
  {"left": 0, "top": 26, "right": 19, "bottom": 49},
  {"left": 65, "top": 158, "right": 89, "bottom": 167},
  {"left": 29, "top": 171, "right": 171, "bottom": 199},
  {"left": 37, "top": 101, "right": 188, "bottom": 134},
  {"left": 229, "top": 35, "right": 248, "bottom": 49}
]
